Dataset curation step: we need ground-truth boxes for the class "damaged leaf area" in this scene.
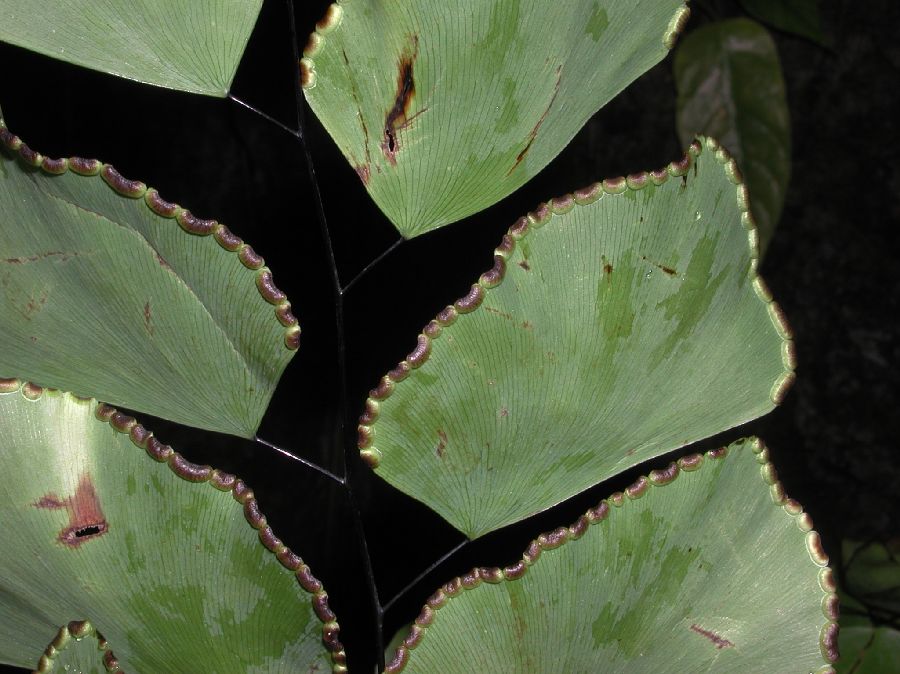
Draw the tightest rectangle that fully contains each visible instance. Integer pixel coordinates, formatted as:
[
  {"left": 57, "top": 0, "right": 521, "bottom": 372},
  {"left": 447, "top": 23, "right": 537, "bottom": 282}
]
[
  {"left": 0, "top": 120, "right": 299, "bottom": 438},
  {"left": 359, "top": 139, "right": 795, "bottom": 538},
  {"left": 0, "top": 382, "right": 345, "bottom": 673},
  {"left": 302, "top": 0, "right": 689, "bottom": 237},
  {"left": 386, "top": 440, "right": 837, "bottom": 674}
]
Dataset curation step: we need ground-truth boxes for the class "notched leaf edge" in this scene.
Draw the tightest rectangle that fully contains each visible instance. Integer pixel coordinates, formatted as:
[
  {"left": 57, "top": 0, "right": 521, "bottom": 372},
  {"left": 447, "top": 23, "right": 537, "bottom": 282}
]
[
  {"left": 0, "top": 379, "right": 348, "bottom": 674},
  {"left": 357, "top": 138, "right": 797, "bottom": 469},
  {"left": 33, "top": 619, "right": 123, "bottom": 673},
  {"left": 384, "top": 439, "right": 838, "bottom": 673},
  {"left": 0, "top": 119, "right": 301, "bottom": 351}
]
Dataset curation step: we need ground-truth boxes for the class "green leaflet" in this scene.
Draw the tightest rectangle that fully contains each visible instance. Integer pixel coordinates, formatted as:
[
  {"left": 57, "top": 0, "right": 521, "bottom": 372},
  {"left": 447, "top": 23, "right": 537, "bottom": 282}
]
[
  {"left": 302, "top": 0, "right": 690, "bottom": 238},
  {"left": 837, "top": 626, "right": 900, "bottom": 674},
  {"left": 386, "top": 440, "right": 837, "bottom": 673},
  {"left": 0, "top": 121, "right": 298, "bottom": 438},
  {"left": 674, "top": 18, "right": 791, "bottom": 256},
  {"left": 0, "top": 382, "right": 344, "bottom": 673},
  {"left": 360, "top": 138, "right": 795, "bottom": 538},
  {"left": 0, "top": 0, "right": 262, "bottom": 96},
  {"left": 738, "top": 0, "right": 829, "bottom": 47}
]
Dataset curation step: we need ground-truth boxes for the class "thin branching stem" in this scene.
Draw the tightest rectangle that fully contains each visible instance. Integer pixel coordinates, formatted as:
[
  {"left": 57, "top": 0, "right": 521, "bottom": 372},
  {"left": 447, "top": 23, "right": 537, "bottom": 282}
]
[
  {"left": 285, "top": 1, "right": 385, "bottom": 670},
  {"left": 382, "top": 538, "right": 469, "bottom": 614},
  {"left": 254, "top": 436, "right": 345, "bottom": 485},
  {"left": 228, "top": 94, "right": 301, "bottom": 138},
  {"left": 342, "top": 237, "right": 405, "bottom": 295}
]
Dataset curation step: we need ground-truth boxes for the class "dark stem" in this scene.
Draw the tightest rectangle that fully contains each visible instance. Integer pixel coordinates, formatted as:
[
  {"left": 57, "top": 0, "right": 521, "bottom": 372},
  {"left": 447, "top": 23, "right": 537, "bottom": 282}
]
[
  {"left": 285, "top": 0, "right": 385, "bottom": 670},
  {"left": 228, "top": 94, "right": 300, "bottom": 138},
  {"left": 342, "top": 236, "right": 405, "bottom": 295},
  {"left": 382, "top": 537, "right": 469, "bottom": 614},
  {"left": 254, "top": 435, "right": 345, "bottom": 485}
]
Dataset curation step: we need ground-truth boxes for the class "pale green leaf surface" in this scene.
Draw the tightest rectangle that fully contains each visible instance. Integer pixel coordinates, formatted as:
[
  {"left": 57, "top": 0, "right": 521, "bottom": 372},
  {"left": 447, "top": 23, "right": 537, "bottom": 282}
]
[
  {"left": 674, "top": 18, "right": 790, "bottom": 255},
  {"left": 738, "top": 0, "right": 829, "bottom": 46},
  {"left": 302, "top": 0, "right": 690, "bottom": 238},
  {"left": 386, "top": 440, "right": 836, "bottom": 673},
  {"left": 360, "top": 139, "right": 795, "bottom": 538},
  {"left": 0, "top": 0, "right": 262, "bottom": 96},
  {"left": 0, "top": 383, "right": 342, "bottom": 673},
  {"left": 0, "top": 122, "right": 299, "bottom": 437}
]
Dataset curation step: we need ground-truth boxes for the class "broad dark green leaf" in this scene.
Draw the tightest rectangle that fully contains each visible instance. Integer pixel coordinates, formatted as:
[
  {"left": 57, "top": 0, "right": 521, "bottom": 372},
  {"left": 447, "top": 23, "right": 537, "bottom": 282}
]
[
  {"left": 359, "top": 138, "right": 795, "bottom": 538},
  {"left": 837, "top": 626, "right": 900, "bottom": 674},
  {"left": 674, "top": 18, "right": 790, "bottom": 255},
  {"left": 0, "top": 382, "right": 345, "bottom": 673},
  {"left": 386, "top": 439, "right": 837, "bottom": 673},
  {"left": 0, "top": 0, "right": 262, "bottom": 96},
  {"left": 0, "top": 121, "right": 299, "bottom": 437},
  {"left": 738, "top": 0, "right": 829, "bottom": 46},
  {"left": 302, "top": 0, "right": 690, "bottom": 237}
]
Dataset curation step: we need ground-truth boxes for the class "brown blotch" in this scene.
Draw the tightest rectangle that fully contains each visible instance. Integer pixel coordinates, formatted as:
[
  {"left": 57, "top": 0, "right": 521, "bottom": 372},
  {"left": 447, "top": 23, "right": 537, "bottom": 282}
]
[
  {"left": 523, "top": 540, "right": 542, "bottom": 564},
  {"left": 284, "top": 328, "right": 301, "bottom": 350},
  {"left": 238, "top": 245, "right": 264, "bottom": 269},
  {"left": 690, "top": 624, "right": 734, "bottom": 649},
  {"left": 0, "top": 378, "right": 20, "bottom": 393},
  {"left": 508, "top": 65, "right": 563, "bottom": 176},
  {"left": 424, "top": 320, "right": 441, "bottom": 339},
  {"left": 569, "top": 515, "right": 590, "bottom": 539},
  {"left": 436, "top": 429, "right": 448, "bottom": 458},
  {"left": 143, "top": 301, "right": 153, "bottom": 336},
  {"left": 518, "top": 259, "right": 531, "bottom": 271},
  {"left": 382, "top": 35, "right": 423, "bottom": 164},
  {"left": 354, "top": 164, "right": 370, "bottom": 185},
  {"left": 708, "top": 447, "right": 728, "bottom": 459},
  {"left": 145, "top": 189, "right": 179, "bottom": 218},
  {"left": 642, "top": 255, "right": 677, "bottom": 276},
  {"left": 34, "top": 473, "right": 108, "bottom": 548},
  {"left": 587, "top": 501, "right": 610, "bottom": 522},
  {"left": 0, "top": 127, "right": 20, "bottom": 149},
  {"left": 3, "top": 251, "right": 81, "bottom": 265},
  {"left": 495, "top": 234, "right": 515, "bottom": 257},
  {"left": 359, "top": 399, "right": 379, "bottom": 425},
  {"left": 484, "top": 305, "right": 513, "bottom": 321},
  {"left": 443, "top": 577, "right": 463, "bottom": 596},
  {"left": 678, "top": 453, "right": 703, "bottom": 471},
  {"left": 22, "top": 382, "right": 44, "bottom": 400},
  {"left": 109, "top": 411, "right": 136, "bottom": 434}
]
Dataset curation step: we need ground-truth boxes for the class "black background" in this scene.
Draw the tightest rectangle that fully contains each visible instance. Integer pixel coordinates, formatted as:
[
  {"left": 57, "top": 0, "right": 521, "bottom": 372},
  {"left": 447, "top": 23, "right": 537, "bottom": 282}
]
[{"left": 1, "top": 0, "right": 898, "bottom": 671}]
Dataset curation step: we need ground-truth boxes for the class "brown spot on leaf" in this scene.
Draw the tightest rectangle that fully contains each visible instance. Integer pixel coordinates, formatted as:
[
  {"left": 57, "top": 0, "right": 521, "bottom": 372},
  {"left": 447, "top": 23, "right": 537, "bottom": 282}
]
[
  {"left": 436, "top": 430, "right": 448, "bottom": 458},
  {"left": 690, "top": 624, "right": 734, "bottom": 649},
  {"left": 642, "top": 256, "right": 677, "bottom": 276},
  {"left": 382, "top": 35, "right": 425, "bottom": 165},
  {"left": 507, "top": 65, "right": 563, "bottom": 176},
  {"left": 143, "top": 301, "right": 153, "bottom": 336},
  {"left": 518, "top": 260, "right": 531, "bottom": 271},
  {"left": 34, "top": 473, "right": 108, "bottom": 547},
  {"left": 3, "top": 251, "right": 81, "bottom": 265},
  {"left": 484, "top": 306, "right": 513, "bottom": 321}
]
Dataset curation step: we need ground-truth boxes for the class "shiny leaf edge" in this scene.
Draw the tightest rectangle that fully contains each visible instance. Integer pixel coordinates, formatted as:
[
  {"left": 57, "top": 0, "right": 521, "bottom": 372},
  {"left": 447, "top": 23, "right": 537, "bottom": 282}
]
[
  {"left": 383, "top": 438, "right": 839, "bottom": 673},
  {"left": 0, "top": 378, "right": 348, "bottom": 674},
  {"left": 357, "top": 137, "right": 797, "bottom": 470},
  {"left": 0, "top": 118, "right": 301, "bottom": 354}
]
